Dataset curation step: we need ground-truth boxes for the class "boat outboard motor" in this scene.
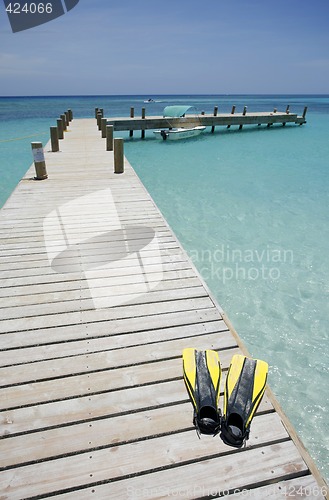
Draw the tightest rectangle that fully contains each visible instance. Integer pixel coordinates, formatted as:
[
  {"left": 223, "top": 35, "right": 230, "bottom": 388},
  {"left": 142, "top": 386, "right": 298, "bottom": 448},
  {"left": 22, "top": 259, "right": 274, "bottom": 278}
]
[{"left": 160, "top": 130, "right": 167, "bottom": 141}]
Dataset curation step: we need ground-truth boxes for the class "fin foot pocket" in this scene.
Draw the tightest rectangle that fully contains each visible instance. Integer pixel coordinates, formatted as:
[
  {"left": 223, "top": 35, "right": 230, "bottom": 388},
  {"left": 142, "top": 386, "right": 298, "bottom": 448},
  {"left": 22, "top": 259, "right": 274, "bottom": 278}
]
[{"left": 182, "top": 348, "right": 221, "bottom": 436}]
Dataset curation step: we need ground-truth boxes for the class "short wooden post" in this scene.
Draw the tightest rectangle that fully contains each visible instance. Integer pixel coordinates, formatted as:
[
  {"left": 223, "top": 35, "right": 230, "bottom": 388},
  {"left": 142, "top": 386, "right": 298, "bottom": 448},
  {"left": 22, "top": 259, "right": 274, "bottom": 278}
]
[
  {"left": 211, "top": 106, "right": 218, "bottom": 133},
  {"left": 61, "top": 114, "right": 67, "bottom": 131},
  {"left": 31, "top": 142, "right": 47, "bottom": 180},
  {"left": 227, "top": 105, "right": 235, "bottom": 128},
  {"left": 68, "top": 109, "right": 73, "bottom": 121},
  {"left": 141, "top": 107, "right": 146, "bottom": 139},
  {"left": 273, "top": 108, "right": 277, "bottom": 113},
  {"left": 99, "top": 108, "right": 104, "bottom": 116},
  {"left": 64, "top": 111, "right": 70, "bottom": 126},
  {"left": 300, "top": 106, "right": 308, "bottom": 126},
  {"left": 97, "top": 112, "right": 102, "bottom": 130},
  {"left": 50, "top": 126, "right": 59, "bottom": 152},
  {"left": 201, "top": 111, "right": 205, "bottom": 115},
  {"left": 286, "top": 105, "right": 290, "bottom": 114},
  {"left": 106, "top": 125, "right": 113, "bottom": 151},
  {"left": 101, "top": 118, "right": 107, "bottom": 138},
  {"left": 239, "top": 106, "right": 247, "bottom": 130},
  {"left": 130, "top": 107, "right": 134, "bottom": 137},
  {"left": 95, "top": 107, "right": 99, "bottom": 119},
  {"left": 57, "top": 119, "right": 64, "bottom": 139},
  {"left": 114, "top": 138, "right": 124, "bottom": 173}
]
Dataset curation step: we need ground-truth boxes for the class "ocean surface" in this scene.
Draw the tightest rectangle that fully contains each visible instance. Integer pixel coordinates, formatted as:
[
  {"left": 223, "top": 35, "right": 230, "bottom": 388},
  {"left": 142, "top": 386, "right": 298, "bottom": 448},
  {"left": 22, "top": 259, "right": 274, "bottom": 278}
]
[{"left": 0, "top": 95, "right": 328, "bottom": 481}]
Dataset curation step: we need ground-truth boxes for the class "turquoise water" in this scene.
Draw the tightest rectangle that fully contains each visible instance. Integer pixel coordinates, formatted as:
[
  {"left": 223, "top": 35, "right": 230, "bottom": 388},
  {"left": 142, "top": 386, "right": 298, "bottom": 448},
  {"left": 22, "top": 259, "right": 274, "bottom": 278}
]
[{"left": 1, "top": 95, "right": 328, "bottom": 481}]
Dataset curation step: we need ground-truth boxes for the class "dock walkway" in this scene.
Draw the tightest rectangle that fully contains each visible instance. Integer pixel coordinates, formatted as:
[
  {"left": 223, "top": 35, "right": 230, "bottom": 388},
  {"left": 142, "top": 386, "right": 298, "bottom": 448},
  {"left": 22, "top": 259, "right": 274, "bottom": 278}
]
[{"left": 0, "top": 118, "right": 327, "bottom": 499}]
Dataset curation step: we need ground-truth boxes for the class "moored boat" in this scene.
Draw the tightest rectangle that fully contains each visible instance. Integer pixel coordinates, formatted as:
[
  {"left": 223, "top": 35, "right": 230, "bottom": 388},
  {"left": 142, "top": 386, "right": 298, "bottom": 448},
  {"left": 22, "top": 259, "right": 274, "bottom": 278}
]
[
  {"left": 153, "top": 126, "right": 206, "bottom": 140},
  {"left": 153, "top": 105, "right": 205, "bottom": 140}
]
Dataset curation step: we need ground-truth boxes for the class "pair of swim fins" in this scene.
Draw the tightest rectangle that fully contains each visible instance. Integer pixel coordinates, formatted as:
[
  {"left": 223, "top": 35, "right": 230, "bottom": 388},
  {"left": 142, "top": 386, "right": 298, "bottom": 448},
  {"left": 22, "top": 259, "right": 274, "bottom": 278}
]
[{"left": 182, "top": 348, "right": 268, "bottom": 447}]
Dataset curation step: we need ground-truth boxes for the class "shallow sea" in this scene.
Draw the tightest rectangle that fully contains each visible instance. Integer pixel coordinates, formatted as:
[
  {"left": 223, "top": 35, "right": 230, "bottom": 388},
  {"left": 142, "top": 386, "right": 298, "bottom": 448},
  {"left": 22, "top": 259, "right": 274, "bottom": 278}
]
[{"left": 0, "top": 95, "right": 328, "bottom": 480}]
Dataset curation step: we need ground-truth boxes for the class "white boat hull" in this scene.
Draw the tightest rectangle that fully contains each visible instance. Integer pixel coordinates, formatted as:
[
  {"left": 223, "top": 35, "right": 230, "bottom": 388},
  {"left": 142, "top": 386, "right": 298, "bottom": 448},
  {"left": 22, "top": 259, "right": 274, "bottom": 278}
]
[{"left": 153, "top": 126, "right": 206, "bottom": 140}]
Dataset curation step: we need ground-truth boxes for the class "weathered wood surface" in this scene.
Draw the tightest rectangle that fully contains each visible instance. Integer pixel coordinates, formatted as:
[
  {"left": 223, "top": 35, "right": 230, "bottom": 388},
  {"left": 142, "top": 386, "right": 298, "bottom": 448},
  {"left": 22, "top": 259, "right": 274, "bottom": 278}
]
[
  {"left": 0, "top": 118, "right": 326, "bottom": 499},
  {"left": 107, "top": 110, "right": 306, "bottom": 131}
]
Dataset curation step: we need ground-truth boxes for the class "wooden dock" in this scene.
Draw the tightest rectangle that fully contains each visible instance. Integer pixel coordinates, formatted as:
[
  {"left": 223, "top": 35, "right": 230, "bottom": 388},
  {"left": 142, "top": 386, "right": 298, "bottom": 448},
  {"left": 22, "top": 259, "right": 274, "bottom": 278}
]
[
  {"left": 106, "top": 107, "right": 307, "bottom": 134},
  {"left": 0, "top": 117, "right": 327, "bottom": 499}
]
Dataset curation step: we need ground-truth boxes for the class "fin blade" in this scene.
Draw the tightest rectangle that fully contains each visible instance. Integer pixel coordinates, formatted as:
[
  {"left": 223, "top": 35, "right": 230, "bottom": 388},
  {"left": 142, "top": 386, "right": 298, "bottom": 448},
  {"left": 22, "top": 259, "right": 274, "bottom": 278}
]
[
  {"left": 182, "top": 348, "right": 198, "bottom": 410},
  {"left": 222, "top": 354, "right": 268, "bottom": 447},
  {"left": 205, "top": 349, "right": 221, "bottom": 406},
  {"left": 182, "top": 348, "right": 221, "bottom": 435}
]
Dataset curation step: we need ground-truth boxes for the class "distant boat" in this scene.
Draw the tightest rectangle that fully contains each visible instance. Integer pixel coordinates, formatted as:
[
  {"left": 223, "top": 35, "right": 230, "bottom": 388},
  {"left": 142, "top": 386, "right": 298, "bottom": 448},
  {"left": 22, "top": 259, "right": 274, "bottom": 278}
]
[
  {"left": 143, "top": 98, "right": 163, "bottom": 103},
  {"left": 153, "top": 105, "right": 206, "bottom": 141}
]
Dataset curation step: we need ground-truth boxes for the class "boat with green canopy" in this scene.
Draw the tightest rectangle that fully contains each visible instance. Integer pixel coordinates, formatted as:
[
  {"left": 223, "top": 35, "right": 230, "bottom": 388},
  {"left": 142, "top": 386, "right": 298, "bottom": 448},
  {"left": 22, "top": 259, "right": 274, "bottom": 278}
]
[{"left": 153, "top": 105, "right": 206, "bottom": 140}]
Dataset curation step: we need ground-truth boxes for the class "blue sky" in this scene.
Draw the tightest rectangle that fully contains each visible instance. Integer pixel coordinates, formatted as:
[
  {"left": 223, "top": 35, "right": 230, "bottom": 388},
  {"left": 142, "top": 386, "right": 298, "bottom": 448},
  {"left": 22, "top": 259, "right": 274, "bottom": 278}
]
[{"left": 0, "top": 0, "right": 328, "bottom": 95}]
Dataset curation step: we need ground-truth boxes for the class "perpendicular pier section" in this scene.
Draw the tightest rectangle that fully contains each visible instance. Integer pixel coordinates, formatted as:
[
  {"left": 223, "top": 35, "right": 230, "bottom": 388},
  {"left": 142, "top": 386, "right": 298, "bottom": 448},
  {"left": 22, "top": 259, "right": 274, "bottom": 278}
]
[{"left": 106, "top": 106, "right": 307, "bottom": 134}]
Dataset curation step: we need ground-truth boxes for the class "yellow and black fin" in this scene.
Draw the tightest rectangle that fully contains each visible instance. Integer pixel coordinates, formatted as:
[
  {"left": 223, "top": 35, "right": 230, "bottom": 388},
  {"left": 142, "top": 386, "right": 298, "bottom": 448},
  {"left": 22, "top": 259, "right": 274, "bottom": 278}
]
[
  {"left": 221, "top": 354, "right": 268, "bottom": 447},
  {"left": 182, "top": 348, "right": 221, "bottom": 436}
]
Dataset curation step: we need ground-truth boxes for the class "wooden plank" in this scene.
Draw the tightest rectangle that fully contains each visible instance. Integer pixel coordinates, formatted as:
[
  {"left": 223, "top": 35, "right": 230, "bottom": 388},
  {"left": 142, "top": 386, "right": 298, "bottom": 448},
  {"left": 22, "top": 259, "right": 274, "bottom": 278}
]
[
  {"left": 0, "top": 252, "right": 187, "bottom": 283},
  {"left": 0, "top": 331, "right": 236, "bottom": 387},
  {"left": 0, "top": 440, "right": 307, "bottom": 500},
  {"left": 0, "top": 411, "right": 283, "bottom": 470},
  {"left": 0, "top": 317, "right": 224, "bottom": 366},
  {"left": 0, "top": 283, "right": 207, "bottom": 320},
  {"left": 0, "top": 274, "right": 199, "bottom": 310},
  {"left": 0, "top": 296, "right": 215, "bottom": 334},
  {"left": 0, "top": 307, "right": 223, "bottom": 349}
]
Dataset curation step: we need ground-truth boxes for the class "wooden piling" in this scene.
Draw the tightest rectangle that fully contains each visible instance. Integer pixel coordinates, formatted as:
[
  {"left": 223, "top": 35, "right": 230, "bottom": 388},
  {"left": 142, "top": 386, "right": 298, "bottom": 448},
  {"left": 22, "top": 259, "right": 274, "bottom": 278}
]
[
  {"left": 57, "top": 119, "right": 64, "bottom": 140},
  {"left": 300, "top": 106, "right": 308, "bottom": 125},
  {"left": 286, "top": 105, "right": 290, "bottom": 114},
  {"left": 227, "top": 105, "right": 236, "bottom": 128},
  {"left": 50, "top": 126, "right": 59, "bottom": 152},
  {"left": 31, "top": 142, "right": 48, "bottom": 180},
  {"left": 101, "top": 118, "right": 107, "bottom": 138},
  {"left": 95, "top": 107, "right": 99, "bottom": 119},
  {"left": 106, "top": 125, "right": 114, "bottom": 151},
  {"left": 61, "top": 114, "right": 67, "bottom": 132},
  {"left": 97, "top": 112, "right": 102, "bottom": 130},
  {"left": 64, "top": 111, "right": 70, "bottom": 126},
  {"left": 239, "top": 106, "right": 247, "bottom": 130},
  {"left": 211, "top": 106, "right": 218, "bottom": 133},
  {"left": 114, "top": 138, "right": 124, "bottom": 173},
  {"left": 130, "top": 107, "right": 134, "bottom": 137},
  {"left": 141, "top": 108, "right": 146, "bottom": 139},
  {"left": 68, "top": 109, "right": 73, "bottom": 121}
]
